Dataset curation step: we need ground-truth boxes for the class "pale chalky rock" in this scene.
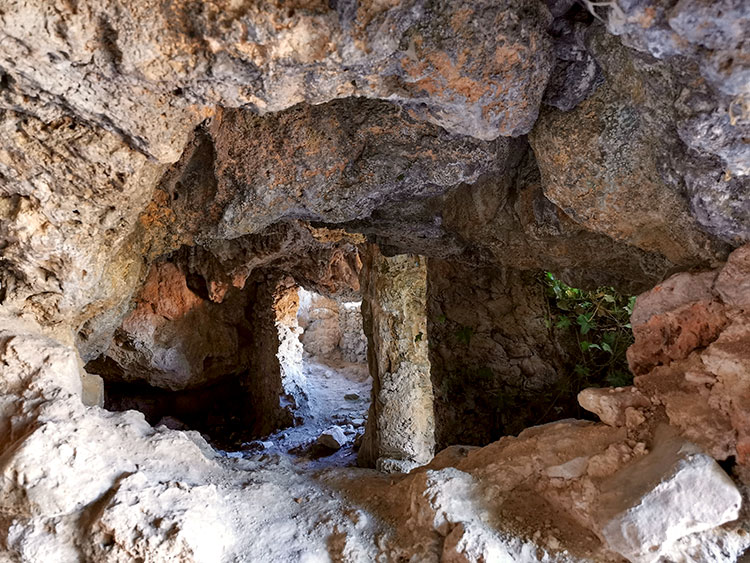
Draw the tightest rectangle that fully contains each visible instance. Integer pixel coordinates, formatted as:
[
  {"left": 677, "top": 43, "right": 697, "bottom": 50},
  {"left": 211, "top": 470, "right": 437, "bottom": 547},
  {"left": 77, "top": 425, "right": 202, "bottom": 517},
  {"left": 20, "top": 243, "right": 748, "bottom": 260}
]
[
  {"left": 596, "top": 432, "right": 742, "bottom": 562},
  {"left": 578, "top": 387, "right": 651, "bottom": 427},
  {"left": 317, "top": 426, "right": 348, "bottom": 450}
]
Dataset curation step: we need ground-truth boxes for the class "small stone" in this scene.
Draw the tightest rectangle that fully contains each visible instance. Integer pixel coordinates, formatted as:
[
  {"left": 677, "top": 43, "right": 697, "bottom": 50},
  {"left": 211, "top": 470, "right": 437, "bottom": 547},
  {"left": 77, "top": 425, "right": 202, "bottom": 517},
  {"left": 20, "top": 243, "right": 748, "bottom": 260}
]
[
  {"left": 544, "top": 456, "right": 589, "bottom": 480},
  {"left": 344, "top": 392, "right": 360, "bottom": 401},
  {"left": 578, "top": 387, "right": 650, "bottom": 427},
  {"left": 316, "top": 426, "right": 348, "bottom": 450},
  {"left": 351, "top": 418, "right": 365, "bottom": 427}
]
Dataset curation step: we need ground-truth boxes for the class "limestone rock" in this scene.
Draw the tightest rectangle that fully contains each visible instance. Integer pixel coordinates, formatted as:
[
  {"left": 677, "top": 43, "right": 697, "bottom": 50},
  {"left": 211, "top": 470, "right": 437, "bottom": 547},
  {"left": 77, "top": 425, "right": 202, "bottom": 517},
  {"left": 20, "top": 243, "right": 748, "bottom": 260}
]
[
  {"left": 627, "top": 244, "right": 750, "bottom": 464},
  {"left": 427, "top": 259, "right": 575, "bottom": 447},
  {"left": 0, "top": 0, "right": 554, "bottom": 164},
  {"left": 715, "top": 244, "right": 750, "bottom": 310},
  {"left": 210, "top": 99, "right": 508, "bottom": 239},
  {"left": 630, "top": 270, "right": 717, "bottom": 327},
  {"left": 596, "top": 433, "right": 742, "bottom": 562},
  {"left": 627, "top": 300, "right": 728, "bottom": 376},
  {"left": 578, "top": 387, "right": 651, "bottom": 427},
  {"left": 530, "top": 39, "right": 728, "bottom": 267},
  {"left": 358, "top": 245, "right": 435, "bottom": 468},
  {"left": 317, "top": 426, "right": 348, "bottom": 450},
  {"left": 90, "top": 260, "right": 253, "bottom": 391},
  {"left": 298, "top": 290, "right": 343, "bottom": 359},
  {"left": 337, "top": 302, "right": 368, "bottom": 364}
]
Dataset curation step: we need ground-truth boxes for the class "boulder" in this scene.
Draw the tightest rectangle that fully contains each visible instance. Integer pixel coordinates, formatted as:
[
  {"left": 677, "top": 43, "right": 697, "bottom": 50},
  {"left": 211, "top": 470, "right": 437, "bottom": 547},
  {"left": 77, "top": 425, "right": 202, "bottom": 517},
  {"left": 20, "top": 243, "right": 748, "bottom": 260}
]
[{"left": 596, "top": 432, "right": 742, "bottom": 562}]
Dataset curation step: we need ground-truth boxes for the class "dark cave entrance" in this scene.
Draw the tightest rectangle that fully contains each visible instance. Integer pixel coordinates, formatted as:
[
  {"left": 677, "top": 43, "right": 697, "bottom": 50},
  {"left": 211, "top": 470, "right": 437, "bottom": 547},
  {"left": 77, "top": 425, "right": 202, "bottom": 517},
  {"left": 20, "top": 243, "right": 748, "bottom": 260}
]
[
  {"left": 85, "top": 258, "right": 371, "bottom": 462},
  {"left": 83, "top": 241, "right": 635, "bottom": 468}
]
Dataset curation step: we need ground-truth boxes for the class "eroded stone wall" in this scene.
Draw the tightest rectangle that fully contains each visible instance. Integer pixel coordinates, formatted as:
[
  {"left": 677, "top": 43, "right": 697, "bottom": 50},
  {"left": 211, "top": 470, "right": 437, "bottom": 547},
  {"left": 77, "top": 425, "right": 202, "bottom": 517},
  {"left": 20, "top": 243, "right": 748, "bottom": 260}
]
[{"left": 427, "top": 259, "right": 574, "bottom": 448}]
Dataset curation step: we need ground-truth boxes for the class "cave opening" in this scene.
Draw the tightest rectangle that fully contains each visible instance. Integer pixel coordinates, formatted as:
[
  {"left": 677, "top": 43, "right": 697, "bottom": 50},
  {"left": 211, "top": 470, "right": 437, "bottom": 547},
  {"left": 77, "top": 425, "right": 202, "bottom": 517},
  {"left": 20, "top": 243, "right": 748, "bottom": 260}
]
[{"left": 85, "top": 249, "right": 372, "bottom": 467}]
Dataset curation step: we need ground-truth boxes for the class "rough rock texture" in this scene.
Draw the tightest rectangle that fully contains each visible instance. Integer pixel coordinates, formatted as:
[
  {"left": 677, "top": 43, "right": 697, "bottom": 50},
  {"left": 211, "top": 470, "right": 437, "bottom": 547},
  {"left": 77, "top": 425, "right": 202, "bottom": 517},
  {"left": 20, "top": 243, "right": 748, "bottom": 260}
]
[
  {"left": 0, "top": 0, "right": 555, "bottom": 162},
  {"left": 595, "top": 244, "right": 750, "bottom": 466},
  {"left": 88, "top": 260, "right": 254, "bottom": 391},
  {"left": 2, "top": 0, "right": 750, "bottom": 560},
  {"left": 297, "top": 288, "right": 367, "bottom": 365},
  {"left": 531, "top": 31, "right": 731, "bottom": 267},
  {"left": 427, "top": 258, "right": 574, "bottom": 448},
  {"left": 297, "top": 290, "right": 343, "bottom": 359},
  {"left": 2, "top": 315, "right": 749, "bottom": 562},
  {"left": 596, "top": 429, "right": 742, "bottom": 562},
  {"left": 340, "top": 418, "right": 748, "bottom": 562},
  {"left": 358, "top": 245, "right": 435, "bottom": 469},
  {"left": 578, "top": 387, "right": 651, "bottom": 428},
  {"left": 239, "top": 274, "right": 297, "bottom": 437},
  {"left": 210, "top": 99, "right": 509, "bottom": 238},
  {"left": 0, "top": 106, "right": 161, "bottom": 334},
  {"left": 441, "top": 150, "right": 678, "bottom": 294}
]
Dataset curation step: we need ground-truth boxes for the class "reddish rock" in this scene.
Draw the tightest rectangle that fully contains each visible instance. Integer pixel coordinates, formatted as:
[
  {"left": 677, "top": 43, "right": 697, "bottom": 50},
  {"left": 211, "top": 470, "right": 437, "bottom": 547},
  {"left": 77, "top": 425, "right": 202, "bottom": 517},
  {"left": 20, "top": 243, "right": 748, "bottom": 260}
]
[
  {"left": 627, "top": 301, "right": 728, "bottom": 376},
  {"left": 630, "top": 270, "right": 717, "bottom": 328}
]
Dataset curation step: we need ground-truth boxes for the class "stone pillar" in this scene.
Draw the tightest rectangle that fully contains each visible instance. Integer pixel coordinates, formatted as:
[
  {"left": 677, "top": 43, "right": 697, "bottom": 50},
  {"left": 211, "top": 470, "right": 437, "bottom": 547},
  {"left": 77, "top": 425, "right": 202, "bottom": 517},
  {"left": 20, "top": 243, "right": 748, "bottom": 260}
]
[
  {"left": 358, "top": 244, "right": 435, "bottom": 471},
  {"left": 243, "top": 274, "right": 295, "bottom": 436}
]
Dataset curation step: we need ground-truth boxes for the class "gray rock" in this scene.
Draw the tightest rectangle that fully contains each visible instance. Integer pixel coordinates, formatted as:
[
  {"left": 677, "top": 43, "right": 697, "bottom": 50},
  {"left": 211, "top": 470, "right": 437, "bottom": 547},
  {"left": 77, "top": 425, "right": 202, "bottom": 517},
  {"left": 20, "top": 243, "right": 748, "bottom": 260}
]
[{"left": 316, "top": 426, "right": 348, "bottom": 450}]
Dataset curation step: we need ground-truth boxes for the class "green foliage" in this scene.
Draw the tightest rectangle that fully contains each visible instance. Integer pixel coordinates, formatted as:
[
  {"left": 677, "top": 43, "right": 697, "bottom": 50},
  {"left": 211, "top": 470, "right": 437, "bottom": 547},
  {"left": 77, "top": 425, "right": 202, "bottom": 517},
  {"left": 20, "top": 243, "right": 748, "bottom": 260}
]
[
  {"left": 542, "top": 272, "right": 635, "bottom": 393},
  {"left": 414, "top": 331, "right": 423, "bottom": 343}
]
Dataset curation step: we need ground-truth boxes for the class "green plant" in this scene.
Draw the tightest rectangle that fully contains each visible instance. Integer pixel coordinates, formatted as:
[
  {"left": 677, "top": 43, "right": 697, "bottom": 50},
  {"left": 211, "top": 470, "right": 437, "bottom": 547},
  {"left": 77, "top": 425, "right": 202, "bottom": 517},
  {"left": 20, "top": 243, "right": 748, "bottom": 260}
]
[{"left": 541, "top": 272, "right": 635, "bottom": 394}]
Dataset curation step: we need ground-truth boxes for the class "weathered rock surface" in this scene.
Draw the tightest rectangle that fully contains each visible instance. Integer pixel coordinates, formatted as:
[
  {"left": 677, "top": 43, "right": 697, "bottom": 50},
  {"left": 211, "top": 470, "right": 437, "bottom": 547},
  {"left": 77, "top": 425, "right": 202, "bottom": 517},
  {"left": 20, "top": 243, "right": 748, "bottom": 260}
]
[
  {"left": 596, "top": 430, "right": 742, "bottom": 562},
  {"left": 530, "top": 30, "right": 732, "bottom": 266},
  {"left": 623, "top": 244, "right": 750, "bottom": 465},
  {"left": 317, "top": 426, "right": 348, "bottom": 451},
  {"left": 208, "top": 98, "right": 510, "bottom": 239},
  {"left": 2, "top": 315, "right": 748, "bottom": 562},
  {"left": 0, "top": 0, "right": 554, "bottom": 164},
  {"left": 578, "top": 387, "right": 651, "bottom": 427},
  {"left": 297, "top": 288, "right": 367, "bottom": 365},
  {"left": 358, "top": 244, "right": 435, "bottom": 469},
  {"left": 441, "top": 150, "right": 678, "bottom": 294},
  {"left": 1, "top": 1, "right": 750, "bottom": 561},
  {"left": 427, "top": 258, "right": 575, "bottom": 448}
]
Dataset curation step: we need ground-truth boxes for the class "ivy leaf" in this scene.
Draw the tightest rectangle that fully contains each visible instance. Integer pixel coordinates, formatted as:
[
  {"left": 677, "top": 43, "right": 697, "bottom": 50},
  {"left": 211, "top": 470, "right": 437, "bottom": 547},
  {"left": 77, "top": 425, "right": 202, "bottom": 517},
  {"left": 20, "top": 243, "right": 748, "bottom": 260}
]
[
  {"left": 601, "top": 342, "right": 612, "bottom": 354},
  {"left": 624, "top": 296, "right": 637, "bottom": 315},
  {"left": 577, "top": 313, "right": 595, "bottom": 335},
  {"left": 555, "top": 316, "right": 572, "bottom": 329}
]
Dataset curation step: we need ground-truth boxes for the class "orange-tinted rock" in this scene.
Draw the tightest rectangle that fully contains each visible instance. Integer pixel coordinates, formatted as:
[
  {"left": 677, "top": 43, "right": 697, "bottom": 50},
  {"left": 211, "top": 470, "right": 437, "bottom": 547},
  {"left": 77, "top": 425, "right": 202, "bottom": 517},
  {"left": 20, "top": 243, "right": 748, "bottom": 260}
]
[{"left": 627, "top": 301, "right": 728, "bottom": 376}]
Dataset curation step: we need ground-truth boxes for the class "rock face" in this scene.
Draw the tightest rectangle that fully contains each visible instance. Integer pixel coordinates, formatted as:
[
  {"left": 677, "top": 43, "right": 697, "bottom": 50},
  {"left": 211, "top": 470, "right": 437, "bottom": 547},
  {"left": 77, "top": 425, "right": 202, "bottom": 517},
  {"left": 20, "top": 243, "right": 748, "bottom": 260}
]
[
  {"left": 89, "top": 260, "right": 254, "bottom": 391},
  {"left": 0, "top": 0, "right": 554, "bottom": 162},
  {"left": 427, "top": 259, "right": 574, "bottom": 448},
  {"left": 2, "top": 0, "right": 750, "bottom": 561},
  {"left": 297, "top": 288, "right": 367, "bottom": 365},
  {"left": 579, "top": 245, "right": 750, "bottom": 466},
  {"left": 531, "top": 31, "right": 731, "bottom": 267},
  {"left": 358, "top": 245, "right": 435, "bottom": 469},
  {"left": 441, "top": 151, "right": 679, "bottom": 294}
]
